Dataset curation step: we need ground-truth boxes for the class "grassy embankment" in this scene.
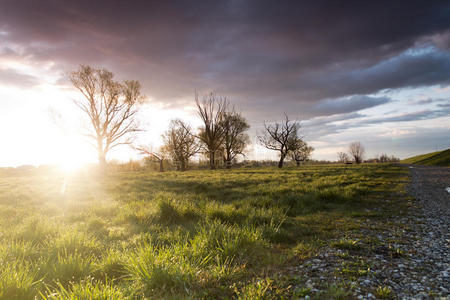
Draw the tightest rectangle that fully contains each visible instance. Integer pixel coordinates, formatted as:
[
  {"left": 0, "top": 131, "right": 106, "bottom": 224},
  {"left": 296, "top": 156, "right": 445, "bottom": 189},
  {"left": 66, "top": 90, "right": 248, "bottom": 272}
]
[
  {"left": 401, "top": 149, "right": 450, "bottom": 167},
  {"left": 0, "top": 164, "right": 410, "bottom": 299}
]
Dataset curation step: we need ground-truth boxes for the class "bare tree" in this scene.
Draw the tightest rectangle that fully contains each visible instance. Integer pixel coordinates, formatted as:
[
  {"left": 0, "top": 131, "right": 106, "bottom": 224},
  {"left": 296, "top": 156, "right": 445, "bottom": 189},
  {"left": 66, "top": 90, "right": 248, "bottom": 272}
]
[
  {"left": 258, "top": 114, "right": 300, "bottom": 168},
  {"left": 135, "top": 145, "right": 167, "bottom": 172},
  {"left": 337, "top": 151, "right": 350, "bottom": 163},
  {"left": 162, "top": 119, "right": 200, "bottom": 171},
  {"left": 290, "top": 140, "right": 314, "bottom": 166},
  {"left": 195, "top": 92, "right": 227, "bottom": 169},
  {"left": 70, "top": 65, "right": 144, "bottom": 172},
  {"left": 220, "top": 110, "right": 250, "bottom": 169},
  {"left": 377, "top": 153, "right": 400, "bottom": 163},
  {"left": 348, "top": 141, "right": 365, "bottom": 164}
]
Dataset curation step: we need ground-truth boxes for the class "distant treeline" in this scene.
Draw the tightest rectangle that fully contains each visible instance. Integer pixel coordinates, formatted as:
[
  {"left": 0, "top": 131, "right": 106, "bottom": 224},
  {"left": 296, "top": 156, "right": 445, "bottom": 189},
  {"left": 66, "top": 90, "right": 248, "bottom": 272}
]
[
  {"left": 1, "top": 154, "right": 401, "bottom": 175},
  {"left": 107, "top": 156, "right": 399, "bottom": 172}
]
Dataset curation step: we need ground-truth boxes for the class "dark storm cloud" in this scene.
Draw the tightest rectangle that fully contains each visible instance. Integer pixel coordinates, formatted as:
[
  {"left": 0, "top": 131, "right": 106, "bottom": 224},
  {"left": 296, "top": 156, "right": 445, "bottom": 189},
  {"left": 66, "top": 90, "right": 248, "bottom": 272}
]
[
  {"left": 295, "top": 49, "right": 450, "bottom": 101},
  {"left": 1, "top": 0, "right": 450, "bottom": 119},
  {"left": 311, "top": 95, "right": 391, "bottom": 116}
]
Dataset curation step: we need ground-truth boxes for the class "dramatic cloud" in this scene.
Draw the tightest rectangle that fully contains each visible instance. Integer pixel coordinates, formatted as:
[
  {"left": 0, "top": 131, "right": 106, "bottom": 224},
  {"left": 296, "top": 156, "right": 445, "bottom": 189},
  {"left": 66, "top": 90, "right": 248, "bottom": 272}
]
[
  {"left": 0, "top": 0, "right": 450, "bottom": 163},
  {"left": 296, "top": 49, "right": 450, "bottom": 101},
  {"left": 0, "top": 0, "right": 449, "bottom": 120},
  {"left": 311, "top": 95, "right": 391, "bottom": 116}
]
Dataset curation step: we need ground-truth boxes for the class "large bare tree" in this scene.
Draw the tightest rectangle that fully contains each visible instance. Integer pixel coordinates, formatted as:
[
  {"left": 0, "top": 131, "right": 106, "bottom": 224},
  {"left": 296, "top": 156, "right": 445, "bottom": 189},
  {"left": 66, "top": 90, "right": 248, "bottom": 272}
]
[
  {"left": 162, "top": 119, "right": 200, "bottom": 171},
  {"left": 195, "top": 92, "right": 227, "bottom": 169},
  {"left": 258, "top": 114, "right": 301, "bottom": 168},
  {"left": 348, "top": 141, "right": 365, "bottom": 164},
  {"left": 220, "top": 111, "right": 250, "bottom": 169},
  {"left": 290, "top": 140, "right": 314, "bottom": 166},
  {"left": 70, "top": 65, "right": 144, "bottom": 171}
]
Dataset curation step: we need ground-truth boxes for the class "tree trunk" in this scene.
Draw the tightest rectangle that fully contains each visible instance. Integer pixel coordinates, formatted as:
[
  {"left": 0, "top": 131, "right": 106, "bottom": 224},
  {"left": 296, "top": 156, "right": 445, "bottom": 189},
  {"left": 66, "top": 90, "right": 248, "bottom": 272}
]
[
  {"left": 225, "top": 150, "right": 232, "bottom": 169},
  {"left": 180, "top": 159, "right": 186, "bottom": 171},
  {"left": 98, "top": 154, "right": 107, "bottom": 173},
  {"left": 209, "top": 151, "right": 216, "bottom": 170},
  {"left": 296, "top": 160, "right": 300, "bottom": 167},
  {"left": 278, "top": 155, "right": 285, "bottom": 168},
  {"left": 159, "top": 160, "right": 164, "bottom": 172},
  {"left": 97, "top": 138, "right": 107, "bottom": 173},
  {"left": 225, "top": 159, "right": 232, "bottom": 169}
]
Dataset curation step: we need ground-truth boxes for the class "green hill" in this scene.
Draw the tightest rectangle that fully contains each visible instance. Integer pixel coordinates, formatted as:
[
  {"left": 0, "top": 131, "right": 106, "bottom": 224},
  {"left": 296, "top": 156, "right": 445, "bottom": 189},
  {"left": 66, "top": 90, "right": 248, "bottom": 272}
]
[{"left": 402, "top": 149, "right": 450, "bottom": 166}]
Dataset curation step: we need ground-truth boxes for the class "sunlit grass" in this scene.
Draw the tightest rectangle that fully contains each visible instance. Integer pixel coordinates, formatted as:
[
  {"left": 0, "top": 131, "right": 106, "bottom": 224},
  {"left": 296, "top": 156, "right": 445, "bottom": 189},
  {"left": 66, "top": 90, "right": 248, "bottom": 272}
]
[{"left": 0, "top": 164, "right": 408, "bottom": 298}]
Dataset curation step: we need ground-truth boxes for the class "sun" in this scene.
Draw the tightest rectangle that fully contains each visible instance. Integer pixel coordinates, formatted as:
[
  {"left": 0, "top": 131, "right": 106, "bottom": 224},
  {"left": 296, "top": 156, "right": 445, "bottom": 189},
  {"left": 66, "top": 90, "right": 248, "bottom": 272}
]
[
  {"left": 59, "top": 157, "right": 86, "bottom": 173},
  {"left": 54, "top": 135, "right": 96, "bottom": 173}
]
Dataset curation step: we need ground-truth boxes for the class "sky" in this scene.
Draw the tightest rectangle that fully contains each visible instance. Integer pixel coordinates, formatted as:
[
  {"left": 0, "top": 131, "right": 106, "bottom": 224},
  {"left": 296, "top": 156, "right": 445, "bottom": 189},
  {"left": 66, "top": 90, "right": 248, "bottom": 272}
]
[{"left": 0, "top": 0, "right": 450, "bottom": 167}]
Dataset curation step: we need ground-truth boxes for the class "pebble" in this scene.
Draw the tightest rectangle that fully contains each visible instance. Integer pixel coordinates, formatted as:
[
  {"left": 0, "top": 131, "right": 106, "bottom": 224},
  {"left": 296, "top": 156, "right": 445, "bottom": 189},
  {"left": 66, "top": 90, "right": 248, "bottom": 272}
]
[{"left": 287, "top": 165, "right": 450, "bottom": 299}]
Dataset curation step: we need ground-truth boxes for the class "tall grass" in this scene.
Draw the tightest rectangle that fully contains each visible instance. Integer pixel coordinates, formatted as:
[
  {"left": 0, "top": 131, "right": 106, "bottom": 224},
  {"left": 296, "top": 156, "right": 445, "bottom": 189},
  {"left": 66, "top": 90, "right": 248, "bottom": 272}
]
[
  {"left": 0, "top": 261, "right": 42, "bottom": 300},
  {"left": 0, "top": 164, "right": 408, "bottom": 298},
  {"left": 41, "top": 278, "right": 124, "bottom": 300}
]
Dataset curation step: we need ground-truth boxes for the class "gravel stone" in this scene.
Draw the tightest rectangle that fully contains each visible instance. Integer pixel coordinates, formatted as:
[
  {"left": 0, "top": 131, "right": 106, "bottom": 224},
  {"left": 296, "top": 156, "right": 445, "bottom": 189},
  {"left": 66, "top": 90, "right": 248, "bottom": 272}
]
[{"left": 288, "top": 165, "right": 449, "bottom": 299}]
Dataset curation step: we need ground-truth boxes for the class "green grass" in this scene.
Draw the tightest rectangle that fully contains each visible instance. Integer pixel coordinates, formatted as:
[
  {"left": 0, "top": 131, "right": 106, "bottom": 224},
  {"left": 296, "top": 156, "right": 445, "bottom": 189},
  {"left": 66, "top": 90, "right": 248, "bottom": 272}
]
[
  {"left": 375, "top": 285, "right": 394, "bottom": 299},
  {"left": 401, "top": 148, "right": 450, "bottom": 166},
  {"left": 331, "top": 238, "right": 363, "bottom": 251},
  {"left": 0, "top": 164, "right": 409, "bottom": 299}
]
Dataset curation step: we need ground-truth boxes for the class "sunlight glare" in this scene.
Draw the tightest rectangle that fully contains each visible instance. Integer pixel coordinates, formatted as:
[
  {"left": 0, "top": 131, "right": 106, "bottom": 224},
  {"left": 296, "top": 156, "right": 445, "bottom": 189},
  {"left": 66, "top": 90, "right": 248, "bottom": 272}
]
[
  {"left": 55, "top": 134, "right": 95, "bottom": 173},
  {"left": 59, "top": 157, "right": 86, "bottom": 173}
]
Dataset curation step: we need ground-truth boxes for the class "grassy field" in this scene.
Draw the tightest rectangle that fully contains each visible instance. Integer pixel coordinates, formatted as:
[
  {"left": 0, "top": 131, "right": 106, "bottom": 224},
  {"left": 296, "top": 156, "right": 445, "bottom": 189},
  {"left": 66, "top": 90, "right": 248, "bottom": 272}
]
[
  {"left": 401, "top": 149, "right": 450, "bottom": 166},
  {"left": 0, "top": 164, "right": 410, "bottom": 299}
]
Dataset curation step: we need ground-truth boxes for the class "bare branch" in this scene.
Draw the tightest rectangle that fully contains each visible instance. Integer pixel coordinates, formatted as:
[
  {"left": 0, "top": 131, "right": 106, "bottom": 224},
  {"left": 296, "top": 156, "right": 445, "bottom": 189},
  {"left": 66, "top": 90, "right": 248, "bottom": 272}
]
[
  {"left": 257, "top": 114, "right": 301, "bottom": 168},
  {"left": 195, "top": 92, "right": 228, "bottom": 169},
  {"left": 348, "top": 141, "right": 365, "bottom": 164},
  {"left": 162, "top": 119, "right": 200, "bottom": 171},
  {"left": 70, "top": 65, "right": 144, "bottom": 171}
]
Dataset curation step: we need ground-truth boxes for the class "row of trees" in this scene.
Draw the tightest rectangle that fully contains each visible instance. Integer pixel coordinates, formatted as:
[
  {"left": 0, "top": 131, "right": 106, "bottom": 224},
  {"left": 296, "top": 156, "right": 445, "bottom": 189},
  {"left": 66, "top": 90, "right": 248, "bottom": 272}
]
[
  {"left": 70, "top": 65, "right": 314, "bottom": 172},
  {"left": 137, "top": 94, "right": 252, "bottom": 171},
  {"left": 337, "top": 142, "right": 399, "bottom": 164},
  {"left": 138, "top": 96, "right": 313, "bottom": 171}
]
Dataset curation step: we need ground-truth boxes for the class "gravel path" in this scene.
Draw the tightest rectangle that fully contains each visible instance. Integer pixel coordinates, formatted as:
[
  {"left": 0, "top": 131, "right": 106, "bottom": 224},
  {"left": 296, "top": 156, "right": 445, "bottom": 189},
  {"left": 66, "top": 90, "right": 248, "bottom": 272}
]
[
  {"left": 405, "top": 165, "right": 449, "bottom": 299},
  {"left": 289, "top": 165, "right": 450, "bottom": 299},
  {"left": 408, "top": 165, "right": 450, "bottom": 221}
]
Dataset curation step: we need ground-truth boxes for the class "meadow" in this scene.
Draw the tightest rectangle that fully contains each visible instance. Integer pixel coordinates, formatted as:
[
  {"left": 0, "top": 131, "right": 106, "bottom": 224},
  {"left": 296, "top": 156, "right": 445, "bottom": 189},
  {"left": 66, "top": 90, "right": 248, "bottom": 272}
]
[
  {"left": 0, "top": 164, "right": 410, "bottom": 299},
  {"left": 401, "top": 148, "right": 450, "bottom": 166}
]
